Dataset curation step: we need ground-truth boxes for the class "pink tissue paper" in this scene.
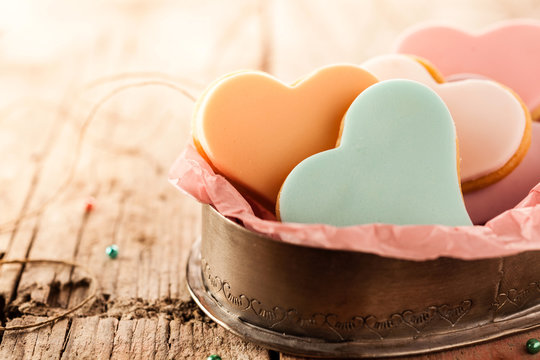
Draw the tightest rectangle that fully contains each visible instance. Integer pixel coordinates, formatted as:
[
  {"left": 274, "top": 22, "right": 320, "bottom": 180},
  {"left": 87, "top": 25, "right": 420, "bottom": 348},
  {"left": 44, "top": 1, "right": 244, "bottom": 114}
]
[{"left": 169, "top": 143, "right": 540, "bottom": 261}]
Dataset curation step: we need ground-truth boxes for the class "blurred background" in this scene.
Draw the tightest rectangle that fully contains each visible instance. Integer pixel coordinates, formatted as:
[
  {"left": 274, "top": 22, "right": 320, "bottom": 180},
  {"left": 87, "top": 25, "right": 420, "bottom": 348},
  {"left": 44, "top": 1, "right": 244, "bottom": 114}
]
[{"left": 2, "top": 0, "right": 540, "bottom": 92}]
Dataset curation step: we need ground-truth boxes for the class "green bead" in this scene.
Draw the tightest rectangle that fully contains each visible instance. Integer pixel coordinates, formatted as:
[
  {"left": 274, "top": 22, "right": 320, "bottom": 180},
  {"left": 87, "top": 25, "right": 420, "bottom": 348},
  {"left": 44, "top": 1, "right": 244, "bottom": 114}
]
[
  {"left": 206, "top": 355, "right": 222, "bottom": 360},
  {"left": 526, "top": 338, "right": 540, "bottom": 354},
  {"left": 106, "top": 245, "right": 119, "bottom": 259}
]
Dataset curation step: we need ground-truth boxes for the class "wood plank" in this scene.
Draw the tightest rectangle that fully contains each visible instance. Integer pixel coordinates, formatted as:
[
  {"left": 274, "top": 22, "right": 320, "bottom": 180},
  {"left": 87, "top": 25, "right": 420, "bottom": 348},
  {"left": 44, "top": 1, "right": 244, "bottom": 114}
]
[
  {"left": 35, "top": 318, "right": 70, "bottom": 360},
  {"left": 128, "top": 318, "right": 157, "bottom": 360},
  {"left": 0, "top": 316, "right": 69, "bottom": 360},
  {"left": 21, "top": 201, "right": 86, "bottom": 306},
  {"left": 168, "top": 320, "right": 271, "bottom": 360},
  {"left": 1, "top": 95, "right": 90, "bottom": 311},
  {"left": 92, "top": 317, "right": 118, "bottom": 360},
  {"left": 0, "top": 100, "right": 63, "bottom": 252},
  {"left": 65, "top": 190, "right": 122, "bottom": 310},
  {"left": 110, "top": 317, "right": 272, "bottom": 359},
  {"left": 154, "top": 316, "right": 169, "bottom": 360},
  {"left": 0, "top": 318, "right": 38, "bottom": 360},
  {"left": 0, "top": 217, "right": 38, "bottom": 302},
  {"left": 61, "top": 316, "right": 100, "bottom": 360},
  {"left": 0, "top": 99, "right": 74, "bottom": 304},
  {"left": 110, "top": 319, "right": 134, "bottom": 360}
]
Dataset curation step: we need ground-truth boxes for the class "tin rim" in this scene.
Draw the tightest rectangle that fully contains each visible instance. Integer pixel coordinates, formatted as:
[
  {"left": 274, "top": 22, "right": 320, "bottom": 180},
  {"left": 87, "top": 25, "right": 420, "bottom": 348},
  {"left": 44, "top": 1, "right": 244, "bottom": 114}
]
[{"left": 187, "top": 235, "right": 540, "bottom": 358}]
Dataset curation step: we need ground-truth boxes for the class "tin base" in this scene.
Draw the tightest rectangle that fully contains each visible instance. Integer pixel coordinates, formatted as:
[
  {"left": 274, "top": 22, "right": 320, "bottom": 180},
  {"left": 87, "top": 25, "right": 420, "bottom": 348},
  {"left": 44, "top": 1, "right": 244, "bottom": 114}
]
[{"left": 187, "top": 237, "right": 540, "bottom": 358}]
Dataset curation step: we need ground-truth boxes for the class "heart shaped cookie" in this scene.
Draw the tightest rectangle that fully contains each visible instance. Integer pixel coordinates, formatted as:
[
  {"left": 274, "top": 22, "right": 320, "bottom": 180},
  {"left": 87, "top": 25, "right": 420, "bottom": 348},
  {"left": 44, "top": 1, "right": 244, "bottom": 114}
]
[
  {"left": 278, "top": 79, "right": 472, "bottom": 226},
  {"left": 192, "top": 65, "right": 378, "bottom": 206},
  {"left": 464, "top": 122, "right": 540, "bottom": 224},
  {"left": 395, "top": 20, "right": 540, "bottom": 121},
  {"left": 362, "top": 54, "right": 531, "bottom": 192}
]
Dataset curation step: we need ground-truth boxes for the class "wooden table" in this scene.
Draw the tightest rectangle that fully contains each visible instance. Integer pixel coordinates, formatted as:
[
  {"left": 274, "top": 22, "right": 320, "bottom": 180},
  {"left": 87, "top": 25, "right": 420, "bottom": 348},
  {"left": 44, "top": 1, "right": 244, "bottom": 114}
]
[{"left": 1, "top": 1, "right": 540, "bottom": 358}]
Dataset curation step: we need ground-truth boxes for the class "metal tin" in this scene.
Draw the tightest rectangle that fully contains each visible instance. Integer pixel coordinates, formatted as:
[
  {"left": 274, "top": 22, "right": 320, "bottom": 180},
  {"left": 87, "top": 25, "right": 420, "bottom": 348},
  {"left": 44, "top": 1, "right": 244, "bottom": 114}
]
[{"left": 186, "top": 204, "right": 540, "bottom": 358}]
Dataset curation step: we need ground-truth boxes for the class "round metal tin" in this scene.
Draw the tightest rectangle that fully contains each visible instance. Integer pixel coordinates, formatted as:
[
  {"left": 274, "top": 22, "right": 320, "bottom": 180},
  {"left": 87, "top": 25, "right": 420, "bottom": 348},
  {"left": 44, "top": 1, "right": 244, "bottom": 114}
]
[{"left": 186, "top": 204, "right": 540, "bottom": 358}]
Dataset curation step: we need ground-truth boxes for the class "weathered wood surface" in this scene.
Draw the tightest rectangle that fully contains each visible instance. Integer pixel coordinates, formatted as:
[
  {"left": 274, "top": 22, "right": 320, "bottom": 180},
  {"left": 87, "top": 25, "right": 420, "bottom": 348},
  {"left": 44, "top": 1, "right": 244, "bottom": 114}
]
[{"left": 1, "top": 1, "right": 540, "bottom": 359}]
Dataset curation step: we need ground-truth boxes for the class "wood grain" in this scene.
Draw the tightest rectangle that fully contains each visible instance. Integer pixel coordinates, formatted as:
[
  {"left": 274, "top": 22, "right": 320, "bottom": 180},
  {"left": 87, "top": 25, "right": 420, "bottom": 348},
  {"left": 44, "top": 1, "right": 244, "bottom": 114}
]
[{"left": 1, "top": 1, "right": 540, "bottom": 359}]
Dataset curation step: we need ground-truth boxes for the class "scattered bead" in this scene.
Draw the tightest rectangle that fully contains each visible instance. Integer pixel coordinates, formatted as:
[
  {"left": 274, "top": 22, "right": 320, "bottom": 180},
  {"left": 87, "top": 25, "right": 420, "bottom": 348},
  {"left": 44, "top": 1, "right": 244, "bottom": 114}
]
[
  {"left": 527, "top": 338, "right": 540, "bottom": 354},
  {"left": 85, "top": 197, "right": 95, "bottom": 213},
  {"left": 106, "top": 245, "right": 119, "bottom": 259},
  {"left": 206, "top": 355, "right": 222, "bottom": 360}
]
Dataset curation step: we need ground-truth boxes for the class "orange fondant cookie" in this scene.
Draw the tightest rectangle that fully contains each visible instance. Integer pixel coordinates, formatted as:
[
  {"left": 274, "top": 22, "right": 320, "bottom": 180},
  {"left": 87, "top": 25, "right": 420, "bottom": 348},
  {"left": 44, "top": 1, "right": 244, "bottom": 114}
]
[{"left": 192, "top": 65, "right": 378, "bottom": 206}]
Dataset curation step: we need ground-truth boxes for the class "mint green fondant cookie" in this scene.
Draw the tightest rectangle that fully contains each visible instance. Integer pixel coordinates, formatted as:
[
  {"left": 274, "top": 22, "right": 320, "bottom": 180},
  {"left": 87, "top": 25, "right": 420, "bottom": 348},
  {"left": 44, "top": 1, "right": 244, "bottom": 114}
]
[{"left": 278, "top": 79, "right": 472, "bottom": 227}]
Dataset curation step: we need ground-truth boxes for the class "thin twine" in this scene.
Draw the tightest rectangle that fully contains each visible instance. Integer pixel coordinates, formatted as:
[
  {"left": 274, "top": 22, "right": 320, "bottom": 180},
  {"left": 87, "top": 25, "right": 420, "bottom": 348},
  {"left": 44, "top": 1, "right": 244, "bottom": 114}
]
[
  {"left": 83, "top": 72, "right": 204, "bottom": 91},
  {"left": 0, "top": 259, "right": 98, "bottom": 331},
  {"left": 0, "top": 80, "right": 196, "bottom": 234}
]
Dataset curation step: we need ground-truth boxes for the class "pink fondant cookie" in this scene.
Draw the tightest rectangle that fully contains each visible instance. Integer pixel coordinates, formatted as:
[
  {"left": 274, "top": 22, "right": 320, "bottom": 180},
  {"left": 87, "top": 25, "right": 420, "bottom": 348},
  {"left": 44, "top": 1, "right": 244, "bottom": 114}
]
[
  {"left": 192, "top": 65, "right": 378, "bottom": 207},
  {"left": 362, "top": 54, "right": 531, "bottom": 192},
  {"left": 465, "top": 122, "right": 540, "bottom": 224},
  {"left": 396, "top": 20, "right": 540, "bottom": 121}
]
